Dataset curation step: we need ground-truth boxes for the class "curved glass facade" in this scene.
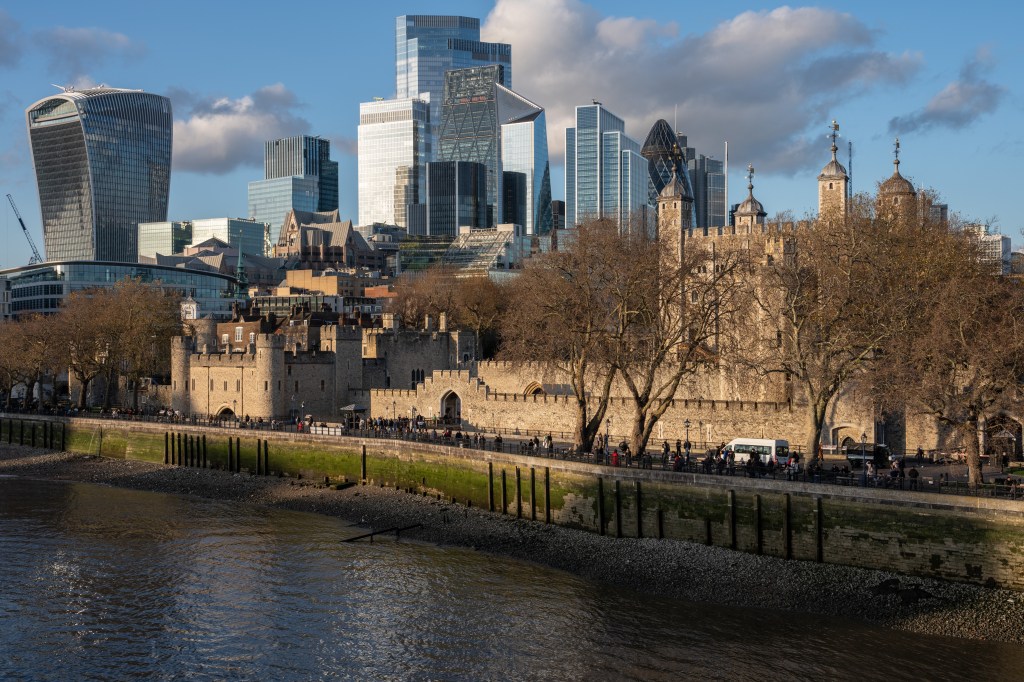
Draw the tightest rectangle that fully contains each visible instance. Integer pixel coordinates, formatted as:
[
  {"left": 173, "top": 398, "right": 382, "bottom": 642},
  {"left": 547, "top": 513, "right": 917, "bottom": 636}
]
[
  {"left": 26, "top": 87, "right": 173, "bottom": 263},
  {"left": 642, "top": 119, "right": 695, "bottom": 227},
  {"left": 0, "top": 261, "right": 241, "bottom": 320}
]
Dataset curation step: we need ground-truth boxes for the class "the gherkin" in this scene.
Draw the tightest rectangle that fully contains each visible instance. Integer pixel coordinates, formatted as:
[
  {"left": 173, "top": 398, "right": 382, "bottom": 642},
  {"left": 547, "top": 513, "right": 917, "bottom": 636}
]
[{"left": 641, "top": 119, "right": 695, "bottom": 225}]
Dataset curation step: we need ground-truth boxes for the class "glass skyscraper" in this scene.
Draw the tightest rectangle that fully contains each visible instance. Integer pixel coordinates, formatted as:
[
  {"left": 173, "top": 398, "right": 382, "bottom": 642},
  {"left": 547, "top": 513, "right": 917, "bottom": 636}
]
[
  {"left": 248, "top": 176, "right": 319, "bottom": 247},
  {"left": 407, "top": 161, "right": 487, "bottom": 237},
  {"left": 357, "top": 98, "right": 430, "bottom": 227},
  {"left": 501, "top": 110, "right": 552, "bottom": 235},
  {"left": 189, "top": 218, "right": 267, "bottom": 257},
  {"left": 679, "top": 134, "right": 726, "bottom": 227},
  {"left": 138, "top": 221, "right": 192, "bottom": 260},
  {"left": 396, "top": 15, "right": 511, "bottom": 150},
  {"left": 642, "top": 119, "right": 694, "bottom": 229},
  {"left": 25, "top": 86, "right": 173, "bottom": 263},
  {"left": 565, "top": 103, "right": 651, "bottom": 232}
]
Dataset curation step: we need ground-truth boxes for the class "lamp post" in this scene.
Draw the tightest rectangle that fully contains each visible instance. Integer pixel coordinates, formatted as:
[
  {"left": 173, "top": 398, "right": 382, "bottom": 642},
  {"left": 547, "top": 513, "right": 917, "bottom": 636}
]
[
  {"left": 684, "top": 418, "right": 691, "bottom": 446},
  {"left": 392, "top": 400, "right": 397, "bottom": 421},
  {"left": 861, "top": 432, "right": 868, "bottom": 487},
  {"left": 232, "top": 399, "right": 237, "bottom": 420}
]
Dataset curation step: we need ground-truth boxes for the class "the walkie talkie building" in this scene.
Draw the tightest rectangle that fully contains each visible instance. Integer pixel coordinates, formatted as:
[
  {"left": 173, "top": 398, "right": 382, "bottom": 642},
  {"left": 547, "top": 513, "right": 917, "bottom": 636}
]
[{"left": 25, "top": 86, "right": 173, "bottom": 262}]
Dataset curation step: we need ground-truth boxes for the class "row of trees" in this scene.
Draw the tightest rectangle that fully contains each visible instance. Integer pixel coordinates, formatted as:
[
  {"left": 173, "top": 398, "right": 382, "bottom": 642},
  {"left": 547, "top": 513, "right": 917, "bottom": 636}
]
[{"left": 0, "top": 279, "right": 182, "bottom": 412}]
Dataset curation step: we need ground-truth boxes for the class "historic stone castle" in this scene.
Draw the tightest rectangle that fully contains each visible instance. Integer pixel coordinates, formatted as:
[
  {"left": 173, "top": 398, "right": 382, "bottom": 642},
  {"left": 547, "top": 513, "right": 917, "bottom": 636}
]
[{"left": 167, "top": 135, "right": 1011, "bottom": 456}]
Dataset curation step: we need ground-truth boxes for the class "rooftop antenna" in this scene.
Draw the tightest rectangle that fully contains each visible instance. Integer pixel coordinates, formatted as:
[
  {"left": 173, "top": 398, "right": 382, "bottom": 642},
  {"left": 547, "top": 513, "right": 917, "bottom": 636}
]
[
  {"left": 674, "top": 103, "right": 678, "bottom": 132},
  {"left": 592, "top": 99, "right": 602, "bottom": 106}
]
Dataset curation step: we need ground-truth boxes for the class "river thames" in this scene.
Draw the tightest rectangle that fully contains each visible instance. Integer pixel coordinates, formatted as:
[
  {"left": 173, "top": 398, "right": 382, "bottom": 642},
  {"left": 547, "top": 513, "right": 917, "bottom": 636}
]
[{"left": 1, "top": 476, "right": 1021, "bottom": 680}]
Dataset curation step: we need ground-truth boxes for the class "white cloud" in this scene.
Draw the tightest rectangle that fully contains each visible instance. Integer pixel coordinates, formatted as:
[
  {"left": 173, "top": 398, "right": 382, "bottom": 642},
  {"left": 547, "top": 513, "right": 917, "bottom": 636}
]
[
  {"left": 171, "top": 84, "right": 311, "bottom": 174},
  {"left": 35, "top": 26, "right": 144, "bottom": 80},
  {"left": 484, "top": 1, "right": 920, "bottom": 175}
]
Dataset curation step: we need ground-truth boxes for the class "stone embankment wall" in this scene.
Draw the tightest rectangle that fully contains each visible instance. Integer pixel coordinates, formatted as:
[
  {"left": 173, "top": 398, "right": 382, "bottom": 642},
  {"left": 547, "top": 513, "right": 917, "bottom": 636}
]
[{"left": 5, "top": 414, "right": 1022, "bottom": 591}]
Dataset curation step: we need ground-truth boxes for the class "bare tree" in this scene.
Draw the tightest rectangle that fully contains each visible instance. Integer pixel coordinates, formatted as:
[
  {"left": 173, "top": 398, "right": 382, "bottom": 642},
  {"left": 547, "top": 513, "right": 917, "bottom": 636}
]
[
  {"left": 453, "top": 275, "right": 506, "bottom": 359},
  {"left": 60, "top": 288, "right": 114, "bottom": 408}
]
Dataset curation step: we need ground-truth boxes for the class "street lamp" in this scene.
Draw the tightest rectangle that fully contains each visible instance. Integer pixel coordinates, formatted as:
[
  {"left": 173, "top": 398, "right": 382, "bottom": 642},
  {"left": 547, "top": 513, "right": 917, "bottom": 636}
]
[
  {"left": 392, "top": 400, "right": 397, "bottom": 421},
  {"left": 861, "top": 432, "right": 868, "bottom": 487},
  {"left": 232, "top": 399, "right": 237, "bottom": 419},
  {"left": 684, "top": 418, "right": 691, "bottom": 446}
]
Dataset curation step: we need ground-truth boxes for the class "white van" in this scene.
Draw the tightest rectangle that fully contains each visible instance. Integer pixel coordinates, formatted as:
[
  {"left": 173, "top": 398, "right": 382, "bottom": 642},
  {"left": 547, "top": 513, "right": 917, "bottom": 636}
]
[{"left": 722, "top": 438, "right": 790, "bottom": 464}]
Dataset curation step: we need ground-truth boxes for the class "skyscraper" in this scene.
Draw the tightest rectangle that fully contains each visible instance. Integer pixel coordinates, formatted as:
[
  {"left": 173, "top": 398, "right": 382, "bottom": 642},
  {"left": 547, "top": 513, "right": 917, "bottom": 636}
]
[
  {"left": 678, "top": 134, "right": 725, "bottom": 227},
  {"left": 407, "top": 161, "right": 487, "bottom": 236},
  {"left": 248, "top": 135, "right": 338, "bottom": 244},
  {"left": 25, "top": 86, "right": 173, "bottom": 262},
  {"left": 641, "top": 120, "right": 694, "bottom": 230},
  {"left": 502, "top": 107, "right": 552, "bottom": 235},
  {"left": 396, "top": 15, "right": 511, "bottom": 149},
  {"left": 565, "top": 103, "right": 651, "bottom": 232},
  {"left": 357, "top": 98, "right": 430, "bottom": 227}
]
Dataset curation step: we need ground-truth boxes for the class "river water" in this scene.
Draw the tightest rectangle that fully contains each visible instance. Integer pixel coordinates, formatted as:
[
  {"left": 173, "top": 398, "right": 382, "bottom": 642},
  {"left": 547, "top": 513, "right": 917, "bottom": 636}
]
[{"left": 1, "top": 477, "right": 1021, "bottom": 681}]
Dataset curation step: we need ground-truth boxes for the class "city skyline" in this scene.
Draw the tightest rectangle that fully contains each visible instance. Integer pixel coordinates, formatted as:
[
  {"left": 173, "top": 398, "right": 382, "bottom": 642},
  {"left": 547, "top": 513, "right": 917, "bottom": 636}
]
[{"left": 0, "top": 1, "right": 1020, "bottom": 267}]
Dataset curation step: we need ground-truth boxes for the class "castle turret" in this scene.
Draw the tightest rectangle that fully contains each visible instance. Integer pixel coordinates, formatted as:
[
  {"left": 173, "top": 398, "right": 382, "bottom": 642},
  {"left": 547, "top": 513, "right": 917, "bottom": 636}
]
[
  {"left": 734, "top": 163, "right": 767, "bottom": 232},
  {"left": 818, "top": 120, "right": 849, "bottom": 218},
  {"left": 877, "top": 137, "right": 917, "bottom": 223},
  {"left": 170, "top": 336, "right": 193, "bottom": 415},
  {"left": 657, "top": 170, "right": 693, "bottom": 263}
]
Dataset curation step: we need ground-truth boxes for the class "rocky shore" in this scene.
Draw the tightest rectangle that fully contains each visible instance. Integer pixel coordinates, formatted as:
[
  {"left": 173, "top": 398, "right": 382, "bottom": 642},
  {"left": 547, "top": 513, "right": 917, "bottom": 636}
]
[{"left": 2, "top": 446, "right": 1022, "bottom": 643}]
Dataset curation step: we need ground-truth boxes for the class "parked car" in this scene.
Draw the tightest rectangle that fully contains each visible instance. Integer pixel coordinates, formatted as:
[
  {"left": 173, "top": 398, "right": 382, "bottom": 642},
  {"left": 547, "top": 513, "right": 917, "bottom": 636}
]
[{"left": 843, "top": 443, "right": 891, "bottom": 469}]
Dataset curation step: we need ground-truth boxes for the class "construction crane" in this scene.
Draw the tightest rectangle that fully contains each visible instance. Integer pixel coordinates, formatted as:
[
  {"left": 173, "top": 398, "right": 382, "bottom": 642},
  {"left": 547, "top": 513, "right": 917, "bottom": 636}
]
[{"left": 5, "top": 194, "right": 43, "bottom": 265}]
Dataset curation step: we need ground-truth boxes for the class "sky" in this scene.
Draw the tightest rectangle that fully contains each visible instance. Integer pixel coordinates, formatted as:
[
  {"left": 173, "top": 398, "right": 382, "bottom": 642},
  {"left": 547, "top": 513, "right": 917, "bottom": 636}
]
[{"left": 0, "top": 0, "right": 1020, "bottom": 269}]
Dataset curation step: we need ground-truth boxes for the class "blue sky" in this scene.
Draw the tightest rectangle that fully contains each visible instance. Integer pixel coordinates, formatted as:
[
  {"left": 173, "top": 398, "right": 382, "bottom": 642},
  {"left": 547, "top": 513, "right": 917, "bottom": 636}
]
[{"left": 0, "top": 1, "right": 1020, "bottom": 268}]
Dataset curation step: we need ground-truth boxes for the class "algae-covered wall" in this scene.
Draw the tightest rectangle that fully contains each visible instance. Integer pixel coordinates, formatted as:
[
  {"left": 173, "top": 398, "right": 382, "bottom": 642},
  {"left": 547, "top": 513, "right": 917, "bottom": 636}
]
[{"left": 5, "top": 415, "right": 1023, "bottom": 591}]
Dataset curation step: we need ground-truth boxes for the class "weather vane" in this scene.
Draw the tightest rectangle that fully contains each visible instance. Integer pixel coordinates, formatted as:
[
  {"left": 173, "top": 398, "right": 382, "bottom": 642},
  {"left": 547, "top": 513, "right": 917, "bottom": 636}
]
[
  {"left": 893, "top": 137, "right": 901, "bottom": 169},
  {"left": 829, "top": 120, "right": 840, "bottom": 155},
  {"left": 746, "top": 163, "right": 754, "bottom": 190}
]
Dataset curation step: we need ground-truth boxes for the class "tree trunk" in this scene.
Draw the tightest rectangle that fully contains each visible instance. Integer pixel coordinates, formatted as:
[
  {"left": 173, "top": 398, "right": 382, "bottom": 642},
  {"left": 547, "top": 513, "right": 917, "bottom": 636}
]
[
  {"left": 78, "top": 377, "right": 91, "bottom": 409},
  {"left": 963, "top": 417, "right": 985, "bottom": 488},
  {"left": 573, "top": 398, "right": 592, "bottom": 453},
  {"left": 630, "top": 406, "right": 647, "bottom": 461},
  {"left": 805, "top": 401, "right": 827, "bottom": 465}
]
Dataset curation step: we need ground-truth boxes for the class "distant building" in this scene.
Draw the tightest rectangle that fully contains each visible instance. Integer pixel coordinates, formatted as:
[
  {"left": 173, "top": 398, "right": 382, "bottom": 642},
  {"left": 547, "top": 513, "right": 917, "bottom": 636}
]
[
  {"left": 25, "top": 86, "right": 172, "bottom": 262},
  {"left": 274, "top": 209, "right": 383, "bottom": 271},
  {"left": 501, "top": 104, "right": 552, "bottom": 234},
  {"left": 407, "top": 161, "right": 488, "bottom": 237},
  {"left": 964, "top": 224, "right": 1011, "bottom": 275},
  {"left": 678, "top": 134, "right": 725, "bottom": 228},
  {"left": 396, "top": 15, "right": 512, "bottom": 153},
  {"left": 248, "top": 135, "right": 338, "bottom": 245},
  {"left": 565, "top": 103, "right": 651, "bottom": 232},
  {"left": 641, "top": 120, "right": 694, "bottom": 230},
  {"left": 357, "top": 98, "right": 430, "bottom": 228},
  {"left": 138, "top": 221, "right": 193, "bottom": 260},
  {"left": 550, "top": 200, "right": 565, "bottom": 230},
  {"left": 189, "top": 218, "right": 268, "bottom": 257}
]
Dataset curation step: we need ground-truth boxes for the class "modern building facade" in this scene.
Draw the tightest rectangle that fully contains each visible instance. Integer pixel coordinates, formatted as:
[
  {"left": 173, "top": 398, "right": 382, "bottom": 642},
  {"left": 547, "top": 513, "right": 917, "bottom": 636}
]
[
  {"left": 682, "top": 140, "right": 726, "bottom": 228},
  {"left": 551, "top": 200, "right": 566, "bottom": 231},
  {"left": 641, "top": 120, "right": 694, "bottom": 230},
  {"left": 407, "top": 161, "right": 487, "bottom": 236},
  {"left": 501, "top": 108, "right": 552, "bottom": 234},
  {"left": 565, "top": 103, "right": 651, "bottom": 232},
  {"left": 25, "top": 86, "right": 173, "bottom": 263},
  {"left": 138, "top": 221, "right": 193, "bottom": 260},
  {"left": 188, "top": 218, "right": 268, "bottom": 257},
  {"left": 395, "top": 15, "right": 511, "bottom": 150},
  {"left": 248, "top": 135, "right": 338, "bottom": 246},
  {"left": 357, "top": 98, "right": 430, "bottom": 228}
]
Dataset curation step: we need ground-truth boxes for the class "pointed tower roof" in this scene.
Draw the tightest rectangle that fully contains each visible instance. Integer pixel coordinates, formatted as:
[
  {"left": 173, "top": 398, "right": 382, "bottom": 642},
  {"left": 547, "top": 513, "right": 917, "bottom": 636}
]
[
  {"left": 659, "top": 169, "right": 690, "bottom": 200},
  {"left": 879, "top": 137, "right": 915, "bottom": 196},
  {"left": 735, "top": 164, "right": 766, "bottom": 217},
  {"left": 818, "top": 120, "right": 848, "bottom": 179}
]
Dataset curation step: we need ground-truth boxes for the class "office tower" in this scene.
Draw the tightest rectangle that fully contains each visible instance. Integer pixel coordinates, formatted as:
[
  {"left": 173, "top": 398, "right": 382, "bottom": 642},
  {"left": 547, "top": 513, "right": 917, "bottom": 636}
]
[
  {"left": 407, "top": 161, "right": 487, "bottom": 236},
  {"left": 550, "top": 200, "right": 566, "bottom": 230},
  {"left": 25, "top": 86, "right": 172, "bottom": 262},
  {"left": 565, "top": 103, "right": 651, "bottom": 231},
  {"left": 438, "top": 65, "right": 548, "bottom": 228},
  {"left": 358, "top": 98, "right": 430, "bottom": 227},
  {"left": 189, "top": 218, "right": 268, "bottom": 257},
  {"left": 248, "top": 135, "right": 338, "bottom": 245},
  {"left": 138, "top": 221, "right": 193, "bottom": 260},
  {"left": 641, "top": 119, "right": 694, "bottom": 229},
  {"left": 502, "top": 107, "right": 552, "bottom": 234},
  {"left": 678, "top": 134, "right": 725, "bottom": 227},
  {"left": 396, "top": 15, "right": 512, "bottom": 149}
]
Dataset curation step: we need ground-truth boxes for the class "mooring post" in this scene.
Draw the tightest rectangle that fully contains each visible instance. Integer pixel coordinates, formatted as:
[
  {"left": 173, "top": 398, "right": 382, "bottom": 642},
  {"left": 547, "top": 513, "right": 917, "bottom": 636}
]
[
  {"left": 544, "top": 467, "right": 551, "bottom": 524},
  {"left": 235, "top": 437, "right": 241, "bottom": 472},
  {"left": 728, "top": 489, "right": 737, "bottom": 550},
  {"left": 257, "top": 439, "right": 263, "bottom": 475},
  {"left": 815, "top": 497, "right": 824, "bottom": 563},
  {"left": 20, "top": 419, "right": 24, "bottom": 446},
  {"left": 263, "top": 439, "right": 268, "bottom": 475},
  {"left": 164, "top": 432, "right": 169, "bottom": 464},
  {"left": 501, "top": 469, "right": 507, "bottom": 514},
  {"left": 176, "top": 433, "right": 182, "bottom": 466},
  {"left": 635, "top": 481, "right": 643, "bottom": 539},
  {"left": 202, "top": 434, "right": 207, "bottom": 469},
  {"left": 361, "top": 444, "right": 367, "bottom": 483},
  {"left": 60, "top": 423, "right": 65, "bottom": 451},
  {"left": 515, "top": 467, "right": 522, "bottom": 518},
  {"left": 755, "top": 494, "right": 763, "bottom": 555},
  {"left": 614, "top": 480, "right": 622, "bottom": 539},
  {"left": 656, "top": 508, "right": 664, "bottom": 539},
  {"left": 530, "top": 467, "right": 536, "bottom": 521},
  {"left": 31, "top": 421, "right": 35, "bottom": 448},
  {"left": 228, "top": 436, "right": 233, "bottom": 471},
  {"left": 705, "top": 517, "right": 712, "bottom": 546},
  {"left": 488, "top": 462, "right": 495, "bottom": 512},
  {"left": 783, "top": 493, "right": 792, "bottom": 560},
  {"left": 597, "top": 476, "right": 606, "bottom": 536}
]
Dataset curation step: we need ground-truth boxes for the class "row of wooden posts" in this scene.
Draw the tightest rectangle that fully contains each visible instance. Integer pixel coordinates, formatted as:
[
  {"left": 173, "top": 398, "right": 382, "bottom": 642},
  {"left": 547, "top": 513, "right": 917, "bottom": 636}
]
[
  {"left": 164, "top": 432, "right": 271, "bottom": 475},
  {"left": 357, "top": 446, "right": 825, "bottom": 562},
  {"left": 0, "top": 417, "right": 65, "bottom": 450}
]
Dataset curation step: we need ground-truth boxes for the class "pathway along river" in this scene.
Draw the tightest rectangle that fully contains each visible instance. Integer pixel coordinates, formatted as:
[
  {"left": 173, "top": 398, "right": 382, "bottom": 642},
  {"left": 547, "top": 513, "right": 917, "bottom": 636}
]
[{"left": 1, "top": 476, "right": 1022, "bottom": 681}]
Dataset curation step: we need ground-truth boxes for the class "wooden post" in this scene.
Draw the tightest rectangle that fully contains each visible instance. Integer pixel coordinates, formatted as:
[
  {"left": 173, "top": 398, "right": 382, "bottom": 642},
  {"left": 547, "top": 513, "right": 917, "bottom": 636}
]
[
  {"left": 257, "top": 439, "right": 263, "bottom": 475},
  {"left": 164, "top": 432, "right": 169, "bottom": 464},
  {"left": 815, "top": 497, "right": 824, "bottom": 563},
  {"left": 228, "top": 436, "right": 233, "bottom": 471},
  {"left": 755, "top": 494, "right": 763, "bottom": 555},
  {"left": 597, "top": 476, "right": 606, "bottom": 536},
  {"left": 614, "top": 480, "right": 622, "bottom": 538},
  {"left": 501, "top": 469, "right": 507, "bottom": 514},
  {"left": 61, "top": 422, "right": 65, "bottom": 451},
  {"left": 783, "top": 493, "right": 792, "bottom": 560},
  {"left": 705, "top": 517, "right": 712, "bottom": 546},
  {"left": 263, "top": 439, "right": 268, "bottom": 475},
  {"left": 176, "top": 433, "right": 182, "bottom": 466},
  {"left": 202, "top": 434, "right": 207, "bottom": 469},
  {"left": 544, "top": 467, "right": 551, "bottom": 524},
  {"left": 361, "top": 445, "right": 367, "bottom": 483},
  {"left": 515, "top": 467, "right": 522, "bottom": 518},
  {"left": 530, "top": 467, "right": 536, "bottom": 521},
  {"left": 728, "top": 489, "right": 736, "bottom": 550},
  {"left": 31, "top": 421, "right": 36, "bottom": 447},
  {"left": 235, "top": 437, "right": 241, "bottom": 472},
  {"left": 635, "top": 481, "right": 643, "bottom": 539},
  {"left": 7, "top": 417, "right": 11, "bottom": 443},
  {"left": 19, "top": 419, "right": 24, "bottom": 446},
  {"left": 656, "top": 508, "right": 664, "bottom": 539},
  {"left": 488, "top": 462, "right": 495, "bottom": 512}
]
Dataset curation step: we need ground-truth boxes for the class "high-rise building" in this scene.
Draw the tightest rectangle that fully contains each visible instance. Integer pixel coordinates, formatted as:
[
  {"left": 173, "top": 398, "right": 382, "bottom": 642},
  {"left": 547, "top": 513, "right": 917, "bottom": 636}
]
[
  {"left": 396, "top": 15, "right": 511, "bottom": 150},
  {"left": 677, "top": 134, "right": 725, "bottom": 228},
  {"left": 407, "top": 161, "right": 487, "bottom": 237},
  {"left": 189, "top": 218, "right": 268, "bottom": 257},
  {"left": 248, "top": 135, "right": 338, "bottom": 245},
  {"left": 438, "top": 65, "right": 549, "bottom": 229},
  {"left": 25, "top": 86, "right": 173, "bottom": 262},
  {"left": 641, "top": 120, "right": 693, "bottom": 230},
  {"left": 502, "top": 108, "right": 552, "bottom": 234},
  {"left": 138, "top": 221, "right": 193, "bottom": 260},
  {"left": 564, "top": 103, "right": 651, "bottom": 232},
  {"left": 551, "top": 200, "right": 566, "bottom": 230},
  {"left": 964, "top": 224, "right": 1011, "bottom": 275},
  {"left": 357, "top": 98, "right": 430, "bottom": 227}
]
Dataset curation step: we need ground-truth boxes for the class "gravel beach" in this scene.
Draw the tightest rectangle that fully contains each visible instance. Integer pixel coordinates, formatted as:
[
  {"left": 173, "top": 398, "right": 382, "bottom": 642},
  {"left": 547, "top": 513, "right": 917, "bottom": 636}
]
[{"left": 2, "top": 445, "right": 1022, "bottom": 643}]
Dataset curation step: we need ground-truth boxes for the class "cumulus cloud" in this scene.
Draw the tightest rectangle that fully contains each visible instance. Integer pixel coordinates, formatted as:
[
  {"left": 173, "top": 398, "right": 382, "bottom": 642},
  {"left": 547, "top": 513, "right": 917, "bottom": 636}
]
[
  {"left": 483, "top": 0, "right": 921, "bottom": 175},
  {"left": 888, "top": 48, "right": 1004, "bottom": 135},
  {"left": 171, "top": 83, "right": 311, "bottom": 174},
  {"left": 35, "top": 26, "right": 144, "bottom": 81},
  {"left": 0, "top": 11, "right": 24, "bottom": 68}
]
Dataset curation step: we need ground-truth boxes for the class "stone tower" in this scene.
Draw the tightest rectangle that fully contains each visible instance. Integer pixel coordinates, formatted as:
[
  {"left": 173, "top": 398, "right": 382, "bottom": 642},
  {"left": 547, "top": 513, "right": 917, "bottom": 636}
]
[
  {"left": 877, "top": 138, "right": 917, "bottom": 224},
  {"left": 817, "top": 120, "right": 849, "bottom": 219},
  {"left": 170, "top": 336, "right": 193, "bottom": 414},
  {"left": 733, "top": 164, "right": 767, "bottom": 232},
  {"left": 656, "top": 170, "right": 693, "bottom": 264}
]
